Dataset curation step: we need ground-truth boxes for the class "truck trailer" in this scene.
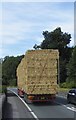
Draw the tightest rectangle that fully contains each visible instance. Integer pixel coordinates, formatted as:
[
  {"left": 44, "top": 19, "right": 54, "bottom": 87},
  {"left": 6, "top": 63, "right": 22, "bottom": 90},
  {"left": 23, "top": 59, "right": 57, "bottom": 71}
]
[{"left": 16, "top": 49, "right": 59, "bottom": 103}]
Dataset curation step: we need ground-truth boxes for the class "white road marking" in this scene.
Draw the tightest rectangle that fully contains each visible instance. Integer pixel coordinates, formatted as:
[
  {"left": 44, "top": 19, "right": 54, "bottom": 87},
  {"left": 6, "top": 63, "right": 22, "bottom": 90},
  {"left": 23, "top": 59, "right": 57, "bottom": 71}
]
[
  {"left": 55, "top": 101, "right": 76, "bottom": 112},
  {"left": 8, "top": 89, "right": 76, "bottom": 117},
  {"left": 67, "top": 107, "right": 76, "bottom": 112},
  {"left": 8, "top": 89, "right": 39, "bottom": 120},
  {"left": 56, "top": 95, "right": 76, "bottom": 112}
]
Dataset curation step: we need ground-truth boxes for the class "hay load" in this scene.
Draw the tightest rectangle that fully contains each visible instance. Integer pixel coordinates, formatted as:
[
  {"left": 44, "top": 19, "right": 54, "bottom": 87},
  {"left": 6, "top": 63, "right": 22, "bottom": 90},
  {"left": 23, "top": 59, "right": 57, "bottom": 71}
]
[{"left": 17, "top": 49, "right": 59, "bottom": 95}]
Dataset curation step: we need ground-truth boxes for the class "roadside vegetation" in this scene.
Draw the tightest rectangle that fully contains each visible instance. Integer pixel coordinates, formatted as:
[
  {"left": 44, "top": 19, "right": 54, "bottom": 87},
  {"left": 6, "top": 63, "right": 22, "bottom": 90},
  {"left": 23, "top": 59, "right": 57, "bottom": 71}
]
[
  {"left": 1, "top": 27, "right": 76, "bottom": 89},
  {"left": 33, "top": 27, "right": 75, "bottom": 88},
  {"left": 0, "top": 85, "right": 2, "bottom": 93},
  {"left": 58, "top": 87, "right": 70, "bottom": 92},
  {"left": 2, "top": 55, "right": 24, "bottom": 87},
  {"left": 0, "top": 85, "right": 7, "bottom": 94},
  {"left": 60, "top": 46, "right": 76, "bottom": 88},
  {"left": 0, "top": 61, "right": 2, "bottom": 93}
]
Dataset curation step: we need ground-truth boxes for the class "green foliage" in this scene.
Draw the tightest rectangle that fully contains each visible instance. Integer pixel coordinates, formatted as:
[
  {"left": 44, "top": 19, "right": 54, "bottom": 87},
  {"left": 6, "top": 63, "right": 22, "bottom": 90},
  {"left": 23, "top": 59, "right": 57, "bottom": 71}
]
[
  {"left": 33, "top": 44, "right": 40, "bottom": 50},
  {"left": 2, "top": 85, "right": 7, "bottom": 93},
  {"left": 60, "top": 82, "right": 67, "bottom": 88},
  {"left": 2, "top": 55, "right": 24, "bottom": 86},
  {"left": 33, "top": 27, "right": 73, "bottom": 83},
  {"left": 0, "top": 85, "right": 2, "bottom": 93},
  {"left": 67, "top": 46, "right": 76, "bottom": 87},
  {"left": 34, "top": 27, "right": 72, "bottom": 61},
  {"left": 8, "top": 79, "right": 17, "bottom": 86},
  {"left": 59, "top": 60, "right": 67, "bottom": 83},
  {"left": 0, "top": 61, "right": 2, "bottom": 92},
  {"left": 41, "top": 27, "right": 71, "bottom": 50},
  {"left": 60, "top": 81, "right": 76, "bottom": 88},
  {"left": 0, "top": 61, "right": 2, "bottom": 76}
]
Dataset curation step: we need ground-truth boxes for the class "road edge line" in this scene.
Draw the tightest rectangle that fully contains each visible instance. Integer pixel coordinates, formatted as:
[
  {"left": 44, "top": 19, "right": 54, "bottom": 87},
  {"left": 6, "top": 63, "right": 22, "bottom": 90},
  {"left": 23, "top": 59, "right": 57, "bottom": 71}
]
[{"left": 8, "top": 89, "right": 39, "bottom": 120}]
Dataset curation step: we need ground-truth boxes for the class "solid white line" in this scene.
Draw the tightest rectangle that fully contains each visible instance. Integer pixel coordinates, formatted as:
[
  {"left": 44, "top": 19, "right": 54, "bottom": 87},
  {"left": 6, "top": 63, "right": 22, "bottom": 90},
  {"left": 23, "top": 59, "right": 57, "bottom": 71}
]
[
  {"left": 8, "top": 89, "right": 39, "bottom": 120},
  {"left": 31, "top": 111, "right": 39, "bottom": 120}
]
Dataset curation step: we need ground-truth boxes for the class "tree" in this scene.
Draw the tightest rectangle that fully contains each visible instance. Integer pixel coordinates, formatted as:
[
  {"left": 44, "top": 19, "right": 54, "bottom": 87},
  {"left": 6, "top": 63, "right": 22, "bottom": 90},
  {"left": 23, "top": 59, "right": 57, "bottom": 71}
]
[
  {"left": 41, "top": 27, "right": 71, "bottom": 47},
  {"left": 34, "top": 27, "right": 71, "bottom": 60},
  {"left": 41, "top": 27, "right": 71, "bottom": 60},
  {"left": 33, "top": 27, "right": 73, "bottom": 83},
  {"left": 0, "top": 60, "right": 2, "bottom": 85},
  {"left": 2, "top": 55, "right": 24, "bottom": 86},
  {"left": 67, "top": 46, "right": 76, "bottom": 87},
  {"left": 33, "top": 44, "right": 40, "bottom": 50}
]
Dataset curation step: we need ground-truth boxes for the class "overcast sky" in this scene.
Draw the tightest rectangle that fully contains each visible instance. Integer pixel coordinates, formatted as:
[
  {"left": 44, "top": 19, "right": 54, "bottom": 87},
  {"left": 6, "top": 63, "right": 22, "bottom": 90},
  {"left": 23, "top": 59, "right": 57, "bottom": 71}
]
[{"left": 0, "top": 1, "right": 75, "bottom": 58}]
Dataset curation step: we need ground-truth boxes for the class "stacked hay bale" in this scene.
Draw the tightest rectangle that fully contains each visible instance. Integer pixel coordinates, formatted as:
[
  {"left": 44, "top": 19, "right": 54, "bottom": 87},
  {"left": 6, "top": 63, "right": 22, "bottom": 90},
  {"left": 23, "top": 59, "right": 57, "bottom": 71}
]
[{"left": 17, "top": 49, "right": 59, "bottom": 95}]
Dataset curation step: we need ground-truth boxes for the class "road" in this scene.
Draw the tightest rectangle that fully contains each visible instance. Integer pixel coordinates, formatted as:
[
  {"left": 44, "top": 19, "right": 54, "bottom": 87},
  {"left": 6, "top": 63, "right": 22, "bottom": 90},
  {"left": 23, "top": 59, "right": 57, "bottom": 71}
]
[
  {"left": 3, "top": 88, "right": 76, "bottom": 120},
  {"left": 2, "top": 90, "right": 35, "bottom": 119}
]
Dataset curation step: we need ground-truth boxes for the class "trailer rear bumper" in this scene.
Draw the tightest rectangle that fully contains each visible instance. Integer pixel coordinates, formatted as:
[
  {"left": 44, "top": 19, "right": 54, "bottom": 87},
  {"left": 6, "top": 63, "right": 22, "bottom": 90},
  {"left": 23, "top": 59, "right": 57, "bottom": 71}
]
[{"left": 27, "top": 94, "right": 56, "bottom": 102}]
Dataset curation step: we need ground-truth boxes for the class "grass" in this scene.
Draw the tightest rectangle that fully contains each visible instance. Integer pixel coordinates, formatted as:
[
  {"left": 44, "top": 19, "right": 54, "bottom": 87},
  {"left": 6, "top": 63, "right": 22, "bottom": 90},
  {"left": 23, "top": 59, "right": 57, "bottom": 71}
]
[
  {"left": 58, "top": 87, "right": 70, "bottom": 92},
  {"left": 7, "top": 86, "right": 17, "bottom": 88}
]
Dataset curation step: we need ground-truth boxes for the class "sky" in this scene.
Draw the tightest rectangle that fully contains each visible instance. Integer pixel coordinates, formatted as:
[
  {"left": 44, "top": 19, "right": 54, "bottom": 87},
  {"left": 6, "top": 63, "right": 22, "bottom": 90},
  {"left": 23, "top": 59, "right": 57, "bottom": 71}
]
[{"left": 0, "top": 1, "right": 75, "bottom": 58}]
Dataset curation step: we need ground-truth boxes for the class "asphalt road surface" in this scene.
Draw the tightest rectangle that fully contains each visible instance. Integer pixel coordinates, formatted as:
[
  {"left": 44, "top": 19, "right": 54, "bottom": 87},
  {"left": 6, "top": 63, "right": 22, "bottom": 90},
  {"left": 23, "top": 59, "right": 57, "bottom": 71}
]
[
  {"left": 2, "top": 88, "right": 76, "bottom": 120},
  {"left": 2, "top": 90, "right": 34, "bottom": 119}
]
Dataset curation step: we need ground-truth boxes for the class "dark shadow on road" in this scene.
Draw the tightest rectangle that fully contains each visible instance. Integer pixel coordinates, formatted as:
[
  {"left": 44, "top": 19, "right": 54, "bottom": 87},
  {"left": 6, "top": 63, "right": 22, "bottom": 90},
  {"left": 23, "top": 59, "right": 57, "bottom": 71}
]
[
  {"left": 2, "top": 96, "right": 13, "bottom": 119},
  {"left": 7, "top": 92, "right": 17, "bottom": 97},
  {"left": 32, "top": 101, "right": 59, "bottom": 106}
]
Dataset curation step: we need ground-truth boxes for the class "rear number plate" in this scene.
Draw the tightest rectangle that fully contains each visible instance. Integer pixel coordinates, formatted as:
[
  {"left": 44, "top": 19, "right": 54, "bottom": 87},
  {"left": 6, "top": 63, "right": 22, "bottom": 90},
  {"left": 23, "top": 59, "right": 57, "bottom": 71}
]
[{"left": 41, "top": 97, "right": 45, "bottom": 100}]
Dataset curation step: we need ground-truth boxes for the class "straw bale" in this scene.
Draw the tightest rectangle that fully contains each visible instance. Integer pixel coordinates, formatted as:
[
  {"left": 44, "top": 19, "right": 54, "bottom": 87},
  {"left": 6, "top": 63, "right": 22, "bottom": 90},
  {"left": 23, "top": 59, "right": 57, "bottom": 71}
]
[
  {"left": 25, "top": 84, "right": 58, "bottom": 94},
  {"left": 17, "top": 49, "right": 59, "bottom": 94}
]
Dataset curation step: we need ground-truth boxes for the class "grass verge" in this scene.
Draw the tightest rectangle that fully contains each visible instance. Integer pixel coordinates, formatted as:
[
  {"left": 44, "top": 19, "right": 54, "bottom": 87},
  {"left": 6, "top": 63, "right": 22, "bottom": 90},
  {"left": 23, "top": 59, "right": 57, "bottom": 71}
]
[{"left": 59, "top": 87, "right": 70, "bottom": 92}]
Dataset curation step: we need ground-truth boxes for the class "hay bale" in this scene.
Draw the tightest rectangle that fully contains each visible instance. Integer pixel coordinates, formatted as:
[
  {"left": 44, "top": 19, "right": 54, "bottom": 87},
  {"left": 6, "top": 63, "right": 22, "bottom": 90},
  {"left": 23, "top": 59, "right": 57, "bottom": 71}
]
[{"left": 17, "top": 49, "right": 59, "bottom": 94}]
